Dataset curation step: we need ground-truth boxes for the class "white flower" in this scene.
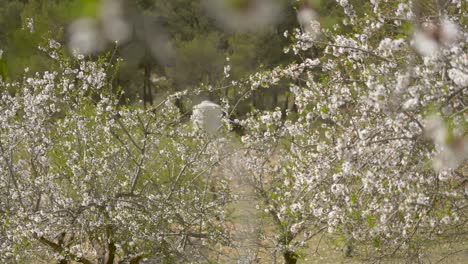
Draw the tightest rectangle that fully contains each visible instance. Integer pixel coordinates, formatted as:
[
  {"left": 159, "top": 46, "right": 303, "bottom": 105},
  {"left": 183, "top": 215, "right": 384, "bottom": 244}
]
[
  {"left": 223, "top": 64, "right": 231, "bottom": 78},
  {"left": 290, "top": 221, "right": 303, "bottom": 234},
  {"left": 378, "top": 38, "right": 405, "bottom": 54},
  {"left": 331, "top": 184, "right": 345, "bottom": 196},
  {"left": 26, "top": 18, "right": 34, "bottom": 33}
]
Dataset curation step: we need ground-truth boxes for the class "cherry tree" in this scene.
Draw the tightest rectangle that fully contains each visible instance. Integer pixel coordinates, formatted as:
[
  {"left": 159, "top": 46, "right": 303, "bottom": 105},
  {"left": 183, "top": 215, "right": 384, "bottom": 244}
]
[
  {"left": 230, "top": 0, "right": 467, "bottom": 262},
  {"left": 0, "top": 42, "right": 233, "bottom": 263},
  {"left": 0, "top": 1, "right": 466, "bottom": 263}
]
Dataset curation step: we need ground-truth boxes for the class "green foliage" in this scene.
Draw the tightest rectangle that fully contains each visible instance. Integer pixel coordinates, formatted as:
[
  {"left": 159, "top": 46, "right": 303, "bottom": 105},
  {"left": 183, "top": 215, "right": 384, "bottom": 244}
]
[
  {"left": 167, "top": 33, "right": 226, "bottom": 88},
  {"left": 0, "top": 0, "right": 303, "bottom": 111},
  {"left": 0, "top": 0, "right": 92, "bottom": 80}
]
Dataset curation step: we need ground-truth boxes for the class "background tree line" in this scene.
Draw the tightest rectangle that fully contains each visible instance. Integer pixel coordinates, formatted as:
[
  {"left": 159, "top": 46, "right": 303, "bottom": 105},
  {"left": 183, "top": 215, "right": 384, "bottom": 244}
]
[{"left": 0, "top": 0, "right": 351, "bottom": 115}]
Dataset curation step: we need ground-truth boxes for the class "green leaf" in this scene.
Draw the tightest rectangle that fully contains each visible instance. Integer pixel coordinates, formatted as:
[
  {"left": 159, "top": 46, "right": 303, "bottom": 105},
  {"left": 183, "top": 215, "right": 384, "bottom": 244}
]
[
  {"left": 320, "top": 106, "right": 328, "bottom": 114},
  {"left": 366, "top": 215, "right": 376, "bottom": 228},
  {"left": 351, "top": 194, "right": 358, "bottom": 204}
]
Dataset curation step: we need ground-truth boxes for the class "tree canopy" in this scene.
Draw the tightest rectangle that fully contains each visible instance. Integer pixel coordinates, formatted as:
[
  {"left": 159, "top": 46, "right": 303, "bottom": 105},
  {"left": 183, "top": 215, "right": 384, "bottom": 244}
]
[{"left": 0, "top": 0, "right": 467, "bottom": 263}]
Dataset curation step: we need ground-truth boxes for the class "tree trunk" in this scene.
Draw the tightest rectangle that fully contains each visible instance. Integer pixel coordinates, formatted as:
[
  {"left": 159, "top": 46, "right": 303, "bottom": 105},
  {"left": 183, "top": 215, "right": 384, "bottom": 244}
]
[
  {"left": 283, "top": 250, "right": 298, "bottom": 264},
  {"left": 142, "top": 62, "right": 153, "bottom": 109}
]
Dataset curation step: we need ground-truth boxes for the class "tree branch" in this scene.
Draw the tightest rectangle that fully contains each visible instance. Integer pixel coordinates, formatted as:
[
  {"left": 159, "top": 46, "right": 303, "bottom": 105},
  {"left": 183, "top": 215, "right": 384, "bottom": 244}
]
[{"left": 33, "top": 233, "right": 95, "bottom": 264}]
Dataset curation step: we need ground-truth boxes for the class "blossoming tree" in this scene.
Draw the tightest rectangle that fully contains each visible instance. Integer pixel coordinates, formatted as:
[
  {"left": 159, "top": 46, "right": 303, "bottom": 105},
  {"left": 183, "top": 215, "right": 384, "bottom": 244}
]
[
  {"left": 0, "top": 43, "right": 233, "bottom": 263},
  {"left": 0, "top": 0, "right": 467, "bottom": 264},
  {"left": 232, "top": 0, "right": 467, "bottom": 262}
]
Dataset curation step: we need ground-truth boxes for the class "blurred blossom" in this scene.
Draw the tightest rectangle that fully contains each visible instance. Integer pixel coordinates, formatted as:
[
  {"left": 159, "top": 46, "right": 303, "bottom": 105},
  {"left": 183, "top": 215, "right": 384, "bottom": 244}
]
[
  {"left": 0, "top": 49, "right": 3, "bottom": 59},
  {"left": 69, "top": 0, "right": 132, "bottom": 55},
  {"left": 192, "top": 100, "right": 223, "bottom": 134},
  {"left": 439, "top": 18, "right": 459, "bottom": 45},
  {"left": 412, "top": 30, "right": 438, "bottom": 57},
  {"left": 69, "top": 17, "right": 106, "bottom": 55},
  {"left": 297, "top": 5, "right": 317, "bottom": 26},
  {"left": 425, "top": 115, "right": 468, "bottom": 171},
  {"left": 113, "top": 15, "right": 174, "bottom": 66},
  {"left": 67, "top": 1, "right": 174, "bottom": 65},
  {"left": 100, "top": 0, "right": 131, "bottom": 43},
  {"left": 144, "top": 20, "right": 175, "bottom": 66},
  {"left": 297, "top": 4, "right": 320, "bottom": 36},
  {"left": 432, "top": 138, "right": 468, "bottom": 171},
  {"left": 412, "top": 18, "right": 459, "bottom": 57},
  {"left": 425, "top": 115, "right": 447, "bottom": 146},
  {"left": 202, "top": 0, "right": 282, "bottom": 32}
]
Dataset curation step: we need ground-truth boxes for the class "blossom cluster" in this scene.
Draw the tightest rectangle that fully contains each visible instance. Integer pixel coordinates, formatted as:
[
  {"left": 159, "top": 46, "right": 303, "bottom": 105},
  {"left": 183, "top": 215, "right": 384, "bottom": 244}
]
[
  {"left": 0, "top": 1, "right": 466, "bottom": 263},
  {"left": 0, "top": 47, "right": 233, "bottom": 263},
  {"left": 234, "top": 0, "right": 467, "bottom": 261}
]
